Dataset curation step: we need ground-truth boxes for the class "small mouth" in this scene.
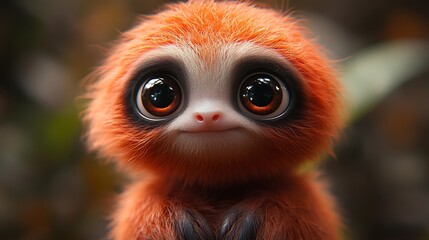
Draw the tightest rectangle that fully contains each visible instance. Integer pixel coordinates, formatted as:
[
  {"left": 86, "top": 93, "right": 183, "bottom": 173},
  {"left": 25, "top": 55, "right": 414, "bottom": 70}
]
[{"left": 180, "top": 127, "right": 241, "bottom": 135}]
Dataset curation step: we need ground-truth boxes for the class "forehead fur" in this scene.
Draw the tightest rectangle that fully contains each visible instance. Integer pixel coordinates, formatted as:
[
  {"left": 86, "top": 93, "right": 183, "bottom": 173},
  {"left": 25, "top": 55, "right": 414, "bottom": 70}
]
[{"left": 107, "top": 0, "right": 309, "bottom": 68}]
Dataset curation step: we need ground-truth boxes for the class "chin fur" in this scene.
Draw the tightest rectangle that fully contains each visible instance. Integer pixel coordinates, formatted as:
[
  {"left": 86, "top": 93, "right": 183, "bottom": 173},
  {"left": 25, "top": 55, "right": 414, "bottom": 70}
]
[
  {"left": 136, "top": 129, "right": 295, "bottom": 186},
  {"left": 168, "top": 129, "right": 254, "bottom": 159}
]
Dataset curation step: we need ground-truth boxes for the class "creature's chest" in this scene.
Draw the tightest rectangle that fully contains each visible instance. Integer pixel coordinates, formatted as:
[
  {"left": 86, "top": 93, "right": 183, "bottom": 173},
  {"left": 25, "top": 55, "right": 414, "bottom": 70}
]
[
  {"left": 168, "top": 181, "right": 281, "bottom": 217},
  {"left": 165, "top": 185, "right": 272, "bottom": 239}
]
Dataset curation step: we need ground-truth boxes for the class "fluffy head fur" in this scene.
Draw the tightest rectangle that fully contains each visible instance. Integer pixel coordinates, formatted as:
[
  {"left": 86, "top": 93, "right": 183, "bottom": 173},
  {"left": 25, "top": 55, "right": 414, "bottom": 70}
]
[{"left": 84, "top": 0, "right": 343, "bottom": 186}]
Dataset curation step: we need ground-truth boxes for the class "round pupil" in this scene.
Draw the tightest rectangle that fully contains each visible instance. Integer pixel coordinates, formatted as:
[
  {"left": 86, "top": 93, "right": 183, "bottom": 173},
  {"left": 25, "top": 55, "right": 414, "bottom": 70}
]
[
  {"left": 244, "top": 78, "right": 275, "bottom": 107},
  {"left": 145, "top": 78, "right": 175, "bottom": 108}
]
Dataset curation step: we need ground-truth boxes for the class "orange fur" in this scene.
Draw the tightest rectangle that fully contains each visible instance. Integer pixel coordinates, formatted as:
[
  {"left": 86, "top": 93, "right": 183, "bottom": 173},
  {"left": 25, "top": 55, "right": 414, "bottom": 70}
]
[
  {"left": 110, "top": 174, "right": 340, "bottom": 239},
  {"left": 83, "top": 0, "right": 344, "bottom": 239}
]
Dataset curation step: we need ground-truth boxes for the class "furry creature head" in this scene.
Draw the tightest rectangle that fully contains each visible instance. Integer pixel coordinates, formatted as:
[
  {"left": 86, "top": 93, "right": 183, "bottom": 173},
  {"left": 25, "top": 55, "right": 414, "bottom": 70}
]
[{"left": 84, "top": 0, "right": 343, "bottom": 186}]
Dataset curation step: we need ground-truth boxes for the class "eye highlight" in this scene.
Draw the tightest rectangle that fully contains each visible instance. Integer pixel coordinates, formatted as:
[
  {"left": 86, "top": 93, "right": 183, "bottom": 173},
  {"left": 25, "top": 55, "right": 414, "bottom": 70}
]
[
  {"left": 238, "top": 73, "right": 291, "bottom": 120},
  {"left": 136, "top": 75, "right": 183, "bottom": 121}
]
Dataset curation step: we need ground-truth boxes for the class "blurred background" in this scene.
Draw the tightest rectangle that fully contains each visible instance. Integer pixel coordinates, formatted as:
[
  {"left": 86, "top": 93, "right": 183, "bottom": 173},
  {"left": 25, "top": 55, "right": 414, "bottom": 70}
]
[{"left": 0, "top": 0, "right": 428, "bottom": 239}]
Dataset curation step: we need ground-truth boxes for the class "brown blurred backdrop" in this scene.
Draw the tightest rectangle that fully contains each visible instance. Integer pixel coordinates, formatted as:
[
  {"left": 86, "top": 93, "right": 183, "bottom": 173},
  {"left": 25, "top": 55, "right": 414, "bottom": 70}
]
[{"left": 0, "top": 0, "right": 428, "bottom": 239}]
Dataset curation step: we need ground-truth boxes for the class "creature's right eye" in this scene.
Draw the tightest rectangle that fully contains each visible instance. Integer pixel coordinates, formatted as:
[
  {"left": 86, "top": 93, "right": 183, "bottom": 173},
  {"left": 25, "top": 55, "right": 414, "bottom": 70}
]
[
  {"left": 135, "top": 75, "right": 183, "bottom": 121},
  {"left": 237, "top": 72, "right": 291, "bottom": 121}
]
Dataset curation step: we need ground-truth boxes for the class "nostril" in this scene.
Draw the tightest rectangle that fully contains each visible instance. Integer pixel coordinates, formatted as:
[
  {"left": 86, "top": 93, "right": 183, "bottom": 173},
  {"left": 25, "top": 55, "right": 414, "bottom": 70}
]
[
  {"left": 212, "top": 114, "right": 220, "bottom": 121},
  {"left": 196, "top": 114, "right": 204, "bottom": 122}
]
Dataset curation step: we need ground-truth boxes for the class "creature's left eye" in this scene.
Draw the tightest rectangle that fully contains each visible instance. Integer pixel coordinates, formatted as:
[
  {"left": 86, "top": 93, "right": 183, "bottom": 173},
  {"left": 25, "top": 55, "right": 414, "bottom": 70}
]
[
  {"left": 135, "top": 75, "right": 183, "bottom": 121},
  {"left": 238, "top": 73, "right": 291, "bottom": 120}
]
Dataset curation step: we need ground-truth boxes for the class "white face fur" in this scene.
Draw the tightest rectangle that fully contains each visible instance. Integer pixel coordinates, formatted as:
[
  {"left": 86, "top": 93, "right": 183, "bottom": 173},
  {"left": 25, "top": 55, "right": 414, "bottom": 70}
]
[{"left": 127, "top": 42, "right": 298, "bottom": 157}]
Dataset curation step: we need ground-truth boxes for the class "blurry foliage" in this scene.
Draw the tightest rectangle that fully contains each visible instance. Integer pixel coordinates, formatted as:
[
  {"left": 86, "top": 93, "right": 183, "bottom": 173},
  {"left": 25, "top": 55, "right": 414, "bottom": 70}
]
[
  {"left": 0, "top": 0, "right": 428, "bottom": 239},
  {"left": 342, "top": 41, "right": 429, "bottom": 120}
]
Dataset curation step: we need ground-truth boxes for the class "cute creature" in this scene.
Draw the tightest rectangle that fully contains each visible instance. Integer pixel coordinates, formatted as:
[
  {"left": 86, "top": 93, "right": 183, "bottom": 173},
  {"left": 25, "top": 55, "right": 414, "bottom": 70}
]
[{"left": 84, "top": 0, "right": 344, "bottom": 239}]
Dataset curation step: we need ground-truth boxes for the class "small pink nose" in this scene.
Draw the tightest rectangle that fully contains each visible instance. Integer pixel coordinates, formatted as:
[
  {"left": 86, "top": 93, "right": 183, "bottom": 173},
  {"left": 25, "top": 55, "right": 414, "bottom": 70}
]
[{"left": 195, "top": 112, "right": 221, "bottom": 123}]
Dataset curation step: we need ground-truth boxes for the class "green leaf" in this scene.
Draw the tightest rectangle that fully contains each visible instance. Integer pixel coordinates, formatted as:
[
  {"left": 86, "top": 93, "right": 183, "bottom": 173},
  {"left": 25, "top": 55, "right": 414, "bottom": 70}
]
[{"left": 341, "top": 40, "right": 429, "bottom": 121}]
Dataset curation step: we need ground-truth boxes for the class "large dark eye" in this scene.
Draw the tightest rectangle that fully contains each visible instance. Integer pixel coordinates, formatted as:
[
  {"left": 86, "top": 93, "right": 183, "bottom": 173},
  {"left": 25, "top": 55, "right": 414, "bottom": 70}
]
[
  {"left": 136, "top": 75, "right": 182, "bottom": 120},
  {"left": 238, "top": 73, "right": 290, "bottom": 120}
]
